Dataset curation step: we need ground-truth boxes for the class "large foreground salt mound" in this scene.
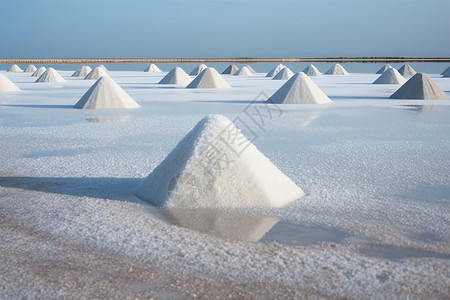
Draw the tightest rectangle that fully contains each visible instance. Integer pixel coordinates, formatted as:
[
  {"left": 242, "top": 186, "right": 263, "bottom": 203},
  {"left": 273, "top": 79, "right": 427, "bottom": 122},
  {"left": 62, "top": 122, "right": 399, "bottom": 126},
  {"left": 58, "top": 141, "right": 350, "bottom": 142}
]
[
  {"left": 373, "top": 68, "right": 406, "bottom": 85},
  {"left": 376, "top": 64, "right": 392, "bottom": 74},
  {"left": 24, "top": 65, "right": 37, "bottom": 73},
  {"left": 158, "top": 67, "right": 192, "bottom": 85},
  {"left": 7, "top": 64, "right": 22, "bottom": 72},
  {"left": 84, "top": 66, "right": 108, "bottom": 80},
  {"left": 303, "top": 64, "right": 322, "bottom": 76},
  {"left": 266, "top": 64, "right": 285, "bottom": 77},
  {"left": 233, "top": 66, "right": 253, "bottom": 76},
  {"left": 324, "top": 64, "right": 349, "bottom": 75},
  {"left": 134, "top": 115, "right": 304, "bottom": 208},
  {"left": 75, "top": 76, "right": 141, "bottom": 109},
  {"left": 268, "top": 72, "right": 332, "bottom": 104},
  {"left": 144, "top": 64, "right": 162, "bottom": 72},
  {"left": 72, "top": 66, "right": 92, "bottom": 77},
  {"left": 222, "top": 64, "right": 239, "bottom": 75},
  {"left": 31, "top": 67, "right": 47, "bottom": 77},
  {"left": 186, "top": 68, "right": 231, "bottom": 88},
  {"left": 398, "top": 64, "right": 416, "bottom": 76},
  {"left": 0, "top": 74, "right": 21, "bottom": 91},
  {"left": 390, "top": 73, "right": 449, "bottom": 100},
  {"left": 272, "top": 67, "right": 294, "bottom": 80},
  {"left": 35, "top": 67, "right": 65, "bottom": 83},
  {"left": 189, "top": 64, "right": 208, "bottom": 76}
]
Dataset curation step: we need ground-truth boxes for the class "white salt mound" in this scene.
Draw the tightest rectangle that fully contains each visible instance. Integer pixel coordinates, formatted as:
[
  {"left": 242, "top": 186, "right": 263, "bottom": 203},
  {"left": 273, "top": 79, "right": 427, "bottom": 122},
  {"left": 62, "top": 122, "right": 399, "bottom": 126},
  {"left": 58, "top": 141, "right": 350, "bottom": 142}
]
[
  {"left": 440, "top": 66, "right": 450, "bottom": 75},
  {"left": 390, "top": 73, "right": 449, "bottom": 100},
  {"left": 72, "top": 66, "right": 92, "bottom": 77},
  {"left": 186, "top": 68, "right": 231, "bottom": 89},
  {"left": 31, "top": 67, "right": 47, "bottom": 77},
  {"left": 245, "top": 65, "right": 256, "bottom": 73},
  {"left": 84, "top": 67, "right": 108, "bottom": 80},
  {"left": 24, "top": 65, "right": 37, "bottom": 73},
  {"left": 0, "top": 74, "right": 21, "bottom": 91},
  {"left": 99, "top": 65, "right": 108, "bottom": 71},
  {"left": 266, "top": 64, "right": 285, "bottom": 77},
  {"left": 189, "top": 64, "right": 208, "bottom": 76},
  {"left": 144, "top": 64, "right": 162, "bottom": 72},
  {"left": 272, "top": 67, "right": 294, "bottom": 80},
  {"left": 134, "top": 114, "right": 305, "bottom": 208},
  {"left": 233, "top": 66, "right": 253, "bottom": 76},
  {"left": 35, "top": 67, "right": 65, "bottom": 83},
  {"left": 303, "top": 64, "right": 322, "bottom": 76},
  {"left": 7, "top": 64, "right": 22, "bottom": 72},
  {"left": 398, "top": 64, "right": 416, "bottom": 76},
  {"left": 441, "top": 68, "right": 450, "bottom": 78},
  {"left": 324, "top": 64, "right": 349, "bottom": 75},
  {"left": 158, "top": 67, "right": 192, "bottom": 85},
  {"left": 373, "top": 68, "right": 406, "bottom": 85},
  {"left": 376, "top": 64, "right": 392, "bottom": 74},
  {"left": 222, "top": 64, "right": 239, "bottom": 75},
  {"left": 75, "top": 76, "right": 141, "bottom": 109},
  {"left": 268, "top": 72, "right": 332, "bottom": 104}
]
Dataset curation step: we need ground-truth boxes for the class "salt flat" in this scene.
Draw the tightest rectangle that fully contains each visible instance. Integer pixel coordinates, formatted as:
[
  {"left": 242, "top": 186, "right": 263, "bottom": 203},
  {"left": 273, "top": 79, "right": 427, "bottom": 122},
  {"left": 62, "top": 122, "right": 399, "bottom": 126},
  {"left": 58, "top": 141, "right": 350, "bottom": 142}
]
[{"left": 0, "top": 66, "right": 449, "bottom": 299}]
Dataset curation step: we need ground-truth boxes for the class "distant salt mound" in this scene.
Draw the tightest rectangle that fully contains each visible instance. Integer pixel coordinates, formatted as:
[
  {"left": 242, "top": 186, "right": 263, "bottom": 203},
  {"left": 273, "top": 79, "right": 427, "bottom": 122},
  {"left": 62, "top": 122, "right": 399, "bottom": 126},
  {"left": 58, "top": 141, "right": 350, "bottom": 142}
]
[
  {"left": 72, "top": 66, "right": 92, "bottom": 77},
  {"left": 245, "top": 65, "right": 256, "bottom": 73},
  {"left": 159, "top": 67, "right": 192, "bottom": 85},
  {"left": 233, "top": 66, "right": 253, "bottom": 76},
  {"left": 272, "top": 67, "right": 294, "bottom": 80},
  {"left": 24, "top": 65, "right": 37, "bottom": 73},
  {"left": 31, "top": 67, "right": 47, "bottom": 77},
  {"left": 189, "top": 64, "right": 208, "bottom": 76},
  {"left": 7, "top": 64, "right": 22, "bottom": 72},
  {"left": 373, "top": 68, "right": 406, "bottom": 85},
  {"left": 0, "top": 74, "right": 21, "bottom": 91},
  {"left": 268, "top": 72, "right": 332, "bottom": 104},
  {"left": 302, "top": 64, "right": 322, "bottom": 76},
  {"left": 324, "top": 64, "right": 349, "bottom": 75},
  {"left": 441, "top": 68, "right": 450, "bottom": 77},
  {"left": 186, "top": 68, "right": 231, "bottom": 89},
  {"left": 440, "top": 66, "right": 450, "bottom": 75},
  {"left": 398, "top": 64, "right": 416, "bottom": 76},
  {"left": 99, "top": 65, "right": 108, "bottom": 71},
  {"left": 390, "top": 73, "right": 449, "bottom": 100},
  {"left": 133, "top": 115, "right": 304, "bottom": 208},
  {"left": 75, "top": 76, "right": 141, "bottom": 109},
  {"left": 222, "top": 64, "right": 239, "bottom": 75},
  {"left": 84, "top": 67, "right": 108, "bottom": 80},
  {"left": 376, "top": 64, "right": 392, "bottom": 74},
  {"left": 266, "top": 64, "right": 285, "bottom": 77},
  {"left": 35, "top": 67, "right": 65, "bottom": 83},
  {"left": 144, "top": 64, "right": 162, "bottom": 72}
]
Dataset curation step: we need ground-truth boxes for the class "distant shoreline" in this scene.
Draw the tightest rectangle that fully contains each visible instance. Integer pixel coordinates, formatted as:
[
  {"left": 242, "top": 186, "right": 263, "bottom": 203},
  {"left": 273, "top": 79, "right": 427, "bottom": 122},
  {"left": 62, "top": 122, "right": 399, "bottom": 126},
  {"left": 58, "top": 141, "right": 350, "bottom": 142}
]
[{"left": 1, "top": 57, "right": 450, "bottom": 64}]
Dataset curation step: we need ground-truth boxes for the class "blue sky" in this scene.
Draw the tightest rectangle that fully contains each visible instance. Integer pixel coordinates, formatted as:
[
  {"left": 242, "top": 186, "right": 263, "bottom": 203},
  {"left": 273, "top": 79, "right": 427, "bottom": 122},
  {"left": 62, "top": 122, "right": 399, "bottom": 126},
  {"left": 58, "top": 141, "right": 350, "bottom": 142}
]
[{"left": 1, "top": 0, "right": 449, "bottom": 58}]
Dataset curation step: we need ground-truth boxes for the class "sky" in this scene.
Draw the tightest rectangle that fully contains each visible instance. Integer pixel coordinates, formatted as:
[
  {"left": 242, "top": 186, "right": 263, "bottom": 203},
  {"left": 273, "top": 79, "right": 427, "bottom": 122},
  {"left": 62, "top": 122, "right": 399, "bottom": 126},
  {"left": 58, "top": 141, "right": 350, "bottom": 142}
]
[{"left": 1, "top": 0, "right": 449, "bottom": 58}]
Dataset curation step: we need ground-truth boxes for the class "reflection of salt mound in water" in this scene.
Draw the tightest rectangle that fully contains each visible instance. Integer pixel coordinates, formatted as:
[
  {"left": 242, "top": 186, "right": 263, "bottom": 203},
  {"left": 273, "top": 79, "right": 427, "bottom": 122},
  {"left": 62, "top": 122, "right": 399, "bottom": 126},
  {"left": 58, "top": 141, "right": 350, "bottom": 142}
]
[
  {"left": 376, "top": 64, "right": 392, "bottom": 74},
  {"left": 84, "top": 114, "right": 130, "bottom": 123},
  {"left": 134, "top": 115, "right": 304, "bottom": 208},
  {"left": 272, "top": 67, "right": 294, "bottom": 80},
  {"left": 162, "top": 208, "right": 278, "bottom": 242},
  {"left": 0, "top": 74, "right": 21, "bottom": 91},
  {"left": 35, "top": 67, "right": 65, "bottom": 83},
  {"left": 158, "top": 67, "right": 192, "bottom": 85},
  {"left": 324, "top": 64, "right": 349, "bottom": 75},
  {"left": 186, "top": 68, "right": 231, "bottom": 89},
  {"left": 266, "top": 64, "right": 285, "bottom": 77},
  {"left": 24, "top": 64, "right": 37, "bottom": 73},
  {"left": 31, "top": 67, "right": 47, "bottom": 77},
  {"left": 390, "top": 73, "right": 449, "bottom": 100},
  {"left": 222, "top": 64, "right": 239, "bottom": 74},
  {"left": 189, "top": 64, "right": 207, "bottom": 75},
  {"left": 72, "top": 66, "right": 92, "bottom": 77},
  {"left": 144, "top": 64, "right": 162, "bottom": 72}
]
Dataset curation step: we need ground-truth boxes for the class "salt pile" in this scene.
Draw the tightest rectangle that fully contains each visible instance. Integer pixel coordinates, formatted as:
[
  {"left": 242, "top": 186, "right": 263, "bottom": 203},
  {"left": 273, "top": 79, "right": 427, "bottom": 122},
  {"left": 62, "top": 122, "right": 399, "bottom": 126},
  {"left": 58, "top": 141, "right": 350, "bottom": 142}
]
[
  {"left": 72, "top": 66, "right": 92, "bottom": 77},
  {"left": 302, "top": 64, "right": 322, "bottom": 76},
  {"left": 373, "top": 68, "right": 406, "bottom": 85},
  {"left": 440, "top": 66, "right": 450, "bottom": 75},
  {"left": 144, "top": 64, "right": 162, "bottom": 72},
  {"left": 0, "top": 74, "right": 21, "bottom": 91},
  {"left": 31, "top": 67, "right": 47, "bottom": 77},
  {"left": 398, "top": 64, "right": 416, "bottom": 76},
  {"left": 233, "top": 66, "right": 253, "bottom": 76},
  {"left": 267, "top": 72, "right": 332, "bottom": 104},
  {"left": 324, "top": 64, "right": 349, "bottom": 75},
  {"left": 23, "top": 65, "right": 37, "bottom": 73},
  {"left": 244, "top": 65, "right": 256, "bottom": 73},
  {"left": 186, "top": 68, "right": 231, "bottom": 89},
  {"left": 189, "top": 64, "right": 208, "bottom": 76},
  {"left": 441, "top": 68, "right": 450, "bottom": 77},
  {"left": 134, "top": 114, "right": 304, "bottom": 208},
  {"left": 272, "top": 67, "right": 294, "bottom": 80},
  {"left": 75, "top": 76, "right": 141, "bottom": 109},
  {"left": 99, "top": 65, "right": 108, "bottom": 71},
  {"left": 376, "top": 64, "right": 392, "bottom": 74},
  {"left": 158, "top": 67, "right": 192, "bottom": 85},
  {"left": 35, "top": 67, "right": 65, "bottom": 83},
  {"left": 222, "top": 64, "right": 239, "bottom": 75},
  {"left": 390, "top": 73, "right": 449, "bottom": 100},
  {"left": 266, "top": 64, "right": 285, "bottom": 77},
  {"left": 84, "top": 67, "right": 108, "bottom": 80},
  {"left": 7, "top": 64, "right": 22, "bottom": 72}
]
